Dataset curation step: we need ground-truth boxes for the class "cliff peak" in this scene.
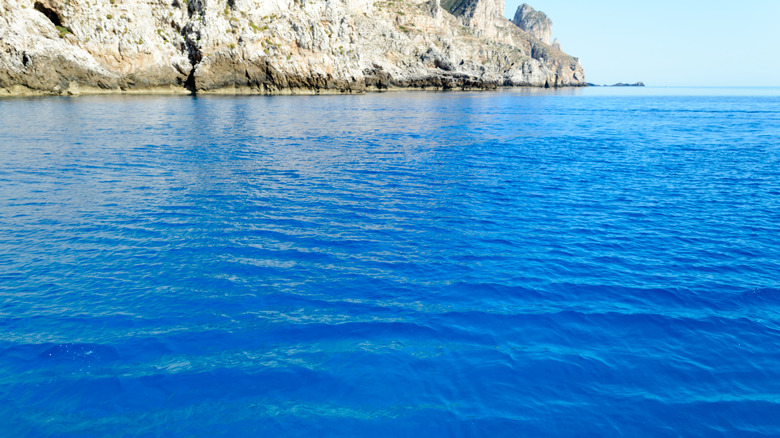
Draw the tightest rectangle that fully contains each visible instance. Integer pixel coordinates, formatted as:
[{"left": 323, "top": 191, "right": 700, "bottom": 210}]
[{"left": 512, "top": 3, "right": 552, "bottom": 44}]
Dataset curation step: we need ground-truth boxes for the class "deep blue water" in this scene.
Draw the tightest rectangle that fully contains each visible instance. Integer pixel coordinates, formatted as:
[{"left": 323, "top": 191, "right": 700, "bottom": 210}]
[{"left": 1, "top": 88, "right": 780, "bottom": 437}]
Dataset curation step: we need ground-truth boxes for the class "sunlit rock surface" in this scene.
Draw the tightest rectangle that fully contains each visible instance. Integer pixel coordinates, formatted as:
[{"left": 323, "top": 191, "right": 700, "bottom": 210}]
[
  {"left": 0, "top": 0, "right": 585, "bottom": 95},
  {"left": 512, "top": 3, "right": 551, "bottom": 44}
]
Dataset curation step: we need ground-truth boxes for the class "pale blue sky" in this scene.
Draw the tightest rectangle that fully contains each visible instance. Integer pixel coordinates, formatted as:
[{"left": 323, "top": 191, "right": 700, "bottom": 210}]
[{"left": 504, "top": 0, "right": 780, "bottom": 86}]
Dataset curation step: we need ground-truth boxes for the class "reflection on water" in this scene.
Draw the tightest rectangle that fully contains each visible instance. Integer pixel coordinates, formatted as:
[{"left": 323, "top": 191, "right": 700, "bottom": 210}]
[{"left": 1, "top": 90, "right": 780, "bottom": 436}]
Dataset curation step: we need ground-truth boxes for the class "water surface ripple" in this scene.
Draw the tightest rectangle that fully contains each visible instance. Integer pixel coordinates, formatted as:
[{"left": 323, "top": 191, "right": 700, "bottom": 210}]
[{"left": 1, "top": 89, "right": 780, "bottom": 436}]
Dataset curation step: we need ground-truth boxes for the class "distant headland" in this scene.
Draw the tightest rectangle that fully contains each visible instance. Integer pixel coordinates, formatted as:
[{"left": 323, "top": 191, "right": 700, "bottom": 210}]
[
  {"left": 0, "top": 0, "right": 586, "bottom": 96},
  {"left": 587, "top": 82, "right": 646, "bottom": 87}
]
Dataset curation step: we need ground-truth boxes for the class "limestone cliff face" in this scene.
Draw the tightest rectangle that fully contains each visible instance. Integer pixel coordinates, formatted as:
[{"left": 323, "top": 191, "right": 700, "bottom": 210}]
[
  {"left": 512, "top": 3, "right": 551, "bottom": 44},
  {"left": 0, "top": 0, "right": 585, "bottom": 96},
  {"left": 440, "top": 0, "right": 502, "bottom": 38}
]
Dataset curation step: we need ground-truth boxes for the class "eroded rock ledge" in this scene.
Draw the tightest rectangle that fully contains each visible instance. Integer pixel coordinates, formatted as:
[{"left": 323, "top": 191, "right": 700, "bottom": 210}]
[{"left": 0, "top": 0, "right": 585, "bottom": 96}]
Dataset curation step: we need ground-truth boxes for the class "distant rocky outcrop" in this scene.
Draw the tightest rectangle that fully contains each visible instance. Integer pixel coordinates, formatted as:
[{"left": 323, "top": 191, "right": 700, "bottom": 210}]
[
  {"left": 587, "top": 82, "right": 646, "bottom": 87},
  {"left": 610, "top": 82, "right": 645, "bottom": 87},
  {"left": 512, "top": 3, "right": 551, "bottom": 44},
  {"left": 0, "top": 0, "right": 585, "bottom": 96}
]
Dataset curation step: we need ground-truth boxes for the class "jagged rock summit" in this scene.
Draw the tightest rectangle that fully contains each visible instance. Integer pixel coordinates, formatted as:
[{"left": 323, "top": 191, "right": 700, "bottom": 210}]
[
  {"left": 512, "top": 3, "right": 551, "bottom": 44},
  {"left": 0, "top": 0, "right": 585, "bottom": 96}
]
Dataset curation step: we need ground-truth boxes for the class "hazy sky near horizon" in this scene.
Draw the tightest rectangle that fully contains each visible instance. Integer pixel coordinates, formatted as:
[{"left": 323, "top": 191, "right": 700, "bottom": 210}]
[{"left": 503, "top": 0, "right": 780, "bottom": 86}]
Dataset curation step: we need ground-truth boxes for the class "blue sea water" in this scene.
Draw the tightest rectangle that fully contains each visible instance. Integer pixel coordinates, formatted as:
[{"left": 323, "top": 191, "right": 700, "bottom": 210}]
[{"left": 1, "top": 87, "right": 780, "bottom": 437}]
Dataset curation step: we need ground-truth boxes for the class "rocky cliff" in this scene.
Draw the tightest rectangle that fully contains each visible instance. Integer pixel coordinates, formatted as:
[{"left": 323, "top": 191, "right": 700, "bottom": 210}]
[
  {"left": 440, "top": 0, "right": 503, "bottom": 38},
  {"left": 0, "top": 0, "right": 585, "bottom": 96},
  {"left": 512, "top": 3, "right": 551, "bottom": 44}
]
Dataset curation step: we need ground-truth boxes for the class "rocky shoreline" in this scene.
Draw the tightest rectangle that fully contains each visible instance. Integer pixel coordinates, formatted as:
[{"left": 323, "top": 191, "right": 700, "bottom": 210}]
[{"left": 1, "top": 0, "right": 586, "bottom": 97}]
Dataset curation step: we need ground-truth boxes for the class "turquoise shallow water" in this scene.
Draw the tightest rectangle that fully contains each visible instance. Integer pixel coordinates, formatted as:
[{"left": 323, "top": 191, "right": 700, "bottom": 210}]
[{"left": 1, "top": 88, "right": 780, "bottom": 436}]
